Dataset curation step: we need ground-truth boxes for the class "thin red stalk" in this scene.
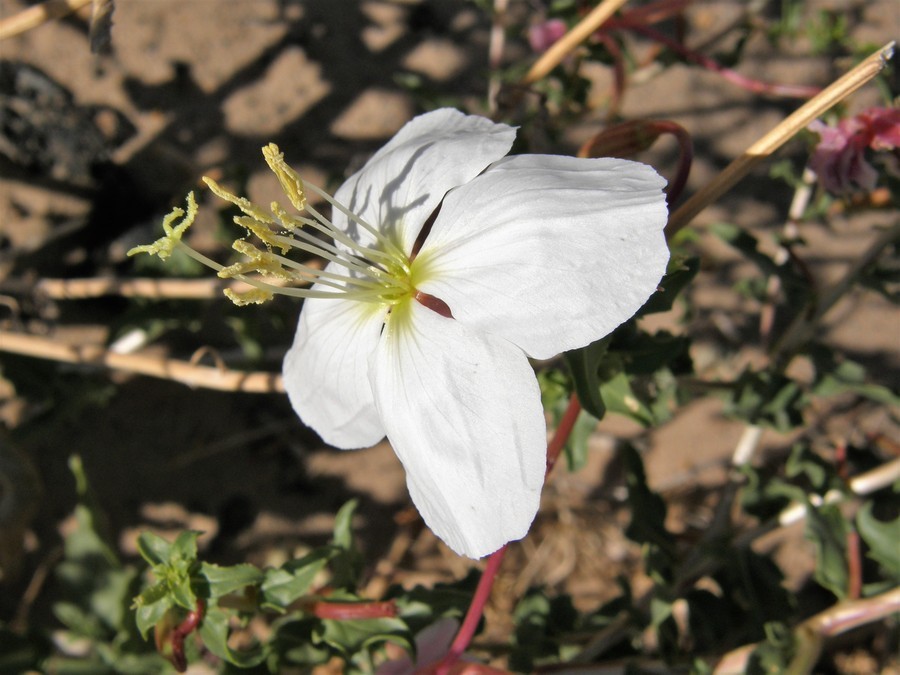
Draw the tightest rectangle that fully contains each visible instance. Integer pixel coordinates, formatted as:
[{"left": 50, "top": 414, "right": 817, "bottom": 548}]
[
  {"left": 546, "top": 394, "right": 583, "bottom": 476},
  {"left": 433, "top": 393, "right": 583, "bottom": 673},
  {"left": 610, "top": 22, "right": 821, "bottom": 99},
  {"left": 312, "top": 600, "right": 397, "bottom": 620},
  {"left": 435, "top": 545, "right": 508, "bottom": 674}
]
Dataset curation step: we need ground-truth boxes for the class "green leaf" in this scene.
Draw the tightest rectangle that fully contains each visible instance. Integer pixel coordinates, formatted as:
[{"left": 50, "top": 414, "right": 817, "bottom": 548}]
[
  {"left": 564, "top": 337, "right": 610, "bottom": 419},
  {"left": 333, "top": 500, "right": 358, "bottom": 551},
  {"left": 599, "top": 370, "right": 655, "bottom": 427},
  {"left": 726, "top": 369, "right": 804, "bottom": 431},
  {"left": 811, "top": 349, "right": 900, "bottom": 406},
  {"left": 739, "top": 464, "right": 805, "bottom": 521},
  {"left": 170, "top": 531, "right": 200, "bottom": 563},
  {"left": 136, "top": 532, "right": 173, "bottom": 568},
  {"left": 261, "top": 550, "right": 332, "bottom": 609},
  {"left": 804, "top": 502, "right": 850, "bottom": 598},
  {"left": 134, "top": 596, "right": 173, "bottom": 640},
  {"left": 747, "top": 621, "right": 795, "bottom": 675},
  {"left": 197, "top": 562, "right": 265, "bottom": 600},
  {"left": 563, "top": 410, "right": 600, "bottom": 473},
  {"left": 330, "top": 501, "right": 363, "bottom": 590},
  {"left": 510, "top": 590, "right": 578, "bottom": 672},
  {"left": 268, "top": 617, "right": 330, "bottom": 667},
  {"left": 315, "top": 616, "right": 412, "bottom": 658},
  {"left": 785, "top": 443, "right": 842, "bottom": 494},
  {"left": 856, "top": 503, "right": 900, "bottom": 581},
  {"left": 637, "top": 255, "right": 699, "bottom": 317},
  {"left": 197, "top": 606, "right": 265, "bottom": 667}
]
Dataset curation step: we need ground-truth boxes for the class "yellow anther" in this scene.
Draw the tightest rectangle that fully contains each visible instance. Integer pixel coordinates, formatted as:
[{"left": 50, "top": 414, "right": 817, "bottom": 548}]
[
  {"left": 218, "top": 240, "right": 293, "bottom": 281},
  {"left": 127, "top": 192, "right": 198, "bottom": 260},
  {"left": 203, "top": 177, "right": 274, "bottom": 224},
  {"left": 224, "top": 287, "right": 274, "bottom": 306},
  {"left": 234, "top": 216, "right": 291, "bottom": 254},
  {"left": 263, "top": 143, "right": 307, "bottom": 212}
]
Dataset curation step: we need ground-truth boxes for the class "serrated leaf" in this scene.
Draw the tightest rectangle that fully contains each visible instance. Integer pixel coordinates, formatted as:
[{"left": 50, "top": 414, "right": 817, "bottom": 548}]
[
  {"left": 804, "top": 502, "right": 850, "bottom": 598},
  {"left": 134, "top": 597, "right": 172, "bottom": 640},
  {"left": 856, "top": 503, "right": 900, "bottom": 580},
  {"left": 563, "top": 338, "right": 609, "bottom": 419},
  {"left": 197, "top": 562, "right": 265, "bottom": 599},
  {"left": 315, "top": 616, "right": 411, "bottom": 658},
  {"left": 197, "top": 606, "right": 265, "bottom": 667},
  {"left": 261, "top": 551, "right": 331, "bottom": 609},
  {"left": 170, "top": 531, "right": 200, "bottom": 562},
  {"left": 136, "top": 532, "right": 173, "bottom": 568}
]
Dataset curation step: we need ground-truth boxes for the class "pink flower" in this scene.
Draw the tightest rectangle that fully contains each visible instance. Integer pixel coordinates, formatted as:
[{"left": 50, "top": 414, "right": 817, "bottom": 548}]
[
  {"left": 808, "top": 107, "right": 900, "bottom": 194},
  {"left": 528, "top": 19, "right": 567, "bottom": 54}
]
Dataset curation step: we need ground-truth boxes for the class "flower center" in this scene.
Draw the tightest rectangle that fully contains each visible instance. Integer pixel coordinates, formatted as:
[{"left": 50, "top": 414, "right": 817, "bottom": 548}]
[{"left": 128, "top": 144, "right": 424, "bottom": 310}]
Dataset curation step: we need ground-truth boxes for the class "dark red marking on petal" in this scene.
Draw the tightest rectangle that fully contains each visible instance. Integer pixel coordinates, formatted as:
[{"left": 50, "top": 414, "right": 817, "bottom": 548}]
[
  {"left": 415, "top": 291, "right": 453, "bottom": 318},
  {"left": 411, "top": 203, "right": 442, "bottom": 258}
]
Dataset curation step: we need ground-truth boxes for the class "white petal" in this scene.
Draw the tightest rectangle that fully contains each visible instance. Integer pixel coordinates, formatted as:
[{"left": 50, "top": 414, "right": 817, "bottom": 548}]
[
  {"left": 333, "top": 108, "right": 516, "bottom": 256},
  {"left": 371, "top": 300, "right": 546, "bottom": 559},
  {"left": 282, "top": 266, "right": 388, "bottom": 449},
  {"left": 415, "top": 155, "right": 669, "bottom": 360}
]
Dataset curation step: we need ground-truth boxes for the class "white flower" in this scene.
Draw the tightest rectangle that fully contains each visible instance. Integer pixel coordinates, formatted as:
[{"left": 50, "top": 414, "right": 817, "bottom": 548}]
[{"left": 281, "top": 108, "right": 669, "bottom": 559}]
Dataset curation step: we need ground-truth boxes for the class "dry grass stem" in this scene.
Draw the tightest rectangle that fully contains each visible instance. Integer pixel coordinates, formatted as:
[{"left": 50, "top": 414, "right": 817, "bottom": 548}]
[
  {"left": 28, "top": 276, "right": 296, "bottom": 300},
  {"left": 0, "top": 0, "right": 91, "bottom": 40},
  {"left": 522, "top": 0, "right": 630, "bottom": 84},
  {"left": 666, "top": 42, "right": 895, "bottom": 237},
  {"left": 0, "top": 331, "right": 284, "bottom": 393}
]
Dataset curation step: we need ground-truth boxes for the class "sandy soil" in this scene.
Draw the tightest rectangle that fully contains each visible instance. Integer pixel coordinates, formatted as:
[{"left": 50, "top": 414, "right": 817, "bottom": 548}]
[{"left": 1, "top": 0, "right": 898, "bottom": 670}]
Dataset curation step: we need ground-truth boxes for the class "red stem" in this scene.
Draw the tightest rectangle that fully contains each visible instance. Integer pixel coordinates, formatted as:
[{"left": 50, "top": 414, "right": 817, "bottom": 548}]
[
  {"left": 609, "top": 22, "right": 821, "bottom": 99},
  {"left": 312, "top": 600, "right": 398, "bottom": 620},
  {"left": 170, "top": 598, "right": 205, "bottom": 673},
  {"left": 431, "top": 393, "right": 583, "bottom": 673},
  {"left": 546, "top": 394, "right": 583, "bottom": 476},
  {"left": 436, "top": 545, "right": 508, "bottom": 674}
]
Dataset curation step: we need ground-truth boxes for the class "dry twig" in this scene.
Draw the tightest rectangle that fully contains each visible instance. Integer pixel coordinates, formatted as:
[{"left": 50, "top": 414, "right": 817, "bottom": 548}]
[
  {"left": 523, "top": 0, "right": 630, "bottom": 84},
  {"left": 0, "top": 331, "right": 283, "bottom": 393},
  {"left": 0, "top": 0, "right": 91, "bottom": 40}
]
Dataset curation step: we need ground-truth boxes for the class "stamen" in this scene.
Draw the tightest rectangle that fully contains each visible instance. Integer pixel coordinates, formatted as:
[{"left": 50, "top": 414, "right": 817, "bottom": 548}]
[
  {"left": 262, "top": 144, "right": 307, "bottom": 212},
  {"left": 128, "top": 145, "right": 419, "bottom": 309},
  {"left": 303, "top": 182, "right": 408, "bottom": 263}
]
